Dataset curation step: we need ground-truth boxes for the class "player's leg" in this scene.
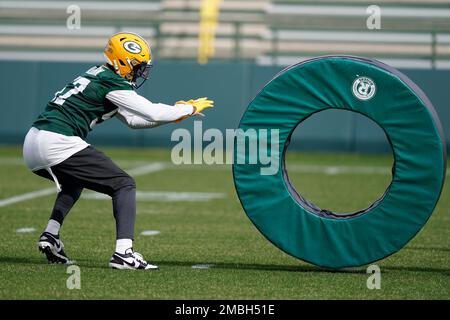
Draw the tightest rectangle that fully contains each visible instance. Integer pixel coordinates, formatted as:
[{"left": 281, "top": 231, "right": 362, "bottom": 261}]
[
  {"left": 33, "top": 169, "right": 83, "bottom": 264},
  {"left": 49, "top": 146, "right": 158, "bottom": 270},
  {"left": 39, "top": 185, "right": 82, "bottom": 263},
  {"left": 48, "top": 185, "right": 83, "bottom": 227},
  {"left": 50, "top": 147, "right": 137, "bottom": 241}
]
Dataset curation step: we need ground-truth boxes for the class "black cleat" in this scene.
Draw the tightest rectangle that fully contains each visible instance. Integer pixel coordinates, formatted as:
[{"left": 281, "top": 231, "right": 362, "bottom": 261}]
[{"left": 37, "top": 232, "right": 70, "bottom": 264}]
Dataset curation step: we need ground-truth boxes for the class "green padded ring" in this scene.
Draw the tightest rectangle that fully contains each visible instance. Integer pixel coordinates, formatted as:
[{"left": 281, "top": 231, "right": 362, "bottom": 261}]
[{"left": 233, "top": 56, "right": 446, "bottom": 269}]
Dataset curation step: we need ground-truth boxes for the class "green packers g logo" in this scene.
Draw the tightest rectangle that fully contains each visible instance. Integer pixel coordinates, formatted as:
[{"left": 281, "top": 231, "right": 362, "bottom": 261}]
[
  {"left": 352, "top": 76, "right": 376, "bottom": 100},
  {"left": 123, "top": 41, "right": 142, "bottom": 54}
]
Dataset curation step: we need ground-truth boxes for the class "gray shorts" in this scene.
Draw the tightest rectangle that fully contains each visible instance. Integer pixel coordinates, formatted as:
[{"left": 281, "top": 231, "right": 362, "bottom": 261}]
[{"left": 34, "top": 146, "right": 135, "bottom": 196}]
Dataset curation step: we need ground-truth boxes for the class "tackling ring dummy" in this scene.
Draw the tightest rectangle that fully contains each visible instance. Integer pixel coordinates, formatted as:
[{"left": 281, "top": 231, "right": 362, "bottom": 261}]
[{"left": 233, "top": 55, "right": 446, "bottom": 269}]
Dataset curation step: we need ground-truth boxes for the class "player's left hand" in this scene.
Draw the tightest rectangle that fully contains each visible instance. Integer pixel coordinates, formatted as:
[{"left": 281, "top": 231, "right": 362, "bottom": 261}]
[
  {"left": 191, "top": 97, "right": 214, "bottom": 114},
  {"left": 175, "top": 97, "right": 214, "bottom": 123},
  {"left": 176, "top": 99, "right": 195, "bottom": 105}
]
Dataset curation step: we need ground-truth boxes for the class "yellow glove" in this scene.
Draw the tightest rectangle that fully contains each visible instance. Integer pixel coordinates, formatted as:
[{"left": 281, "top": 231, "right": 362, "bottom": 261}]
[
  {"left": 174, "top": 97, "right": 214, "bottom": 123},
  {"left": 191, "top": 97, "right": 214, "bottom": 113},
  {"left": 176, "top": 99, "right": 195, "bottom": 105}
]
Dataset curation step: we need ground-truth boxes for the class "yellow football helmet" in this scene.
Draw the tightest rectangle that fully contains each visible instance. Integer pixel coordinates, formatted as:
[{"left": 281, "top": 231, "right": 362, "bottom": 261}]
[{"left": 104, "top": 32, "right": 152, "bottom": 88}]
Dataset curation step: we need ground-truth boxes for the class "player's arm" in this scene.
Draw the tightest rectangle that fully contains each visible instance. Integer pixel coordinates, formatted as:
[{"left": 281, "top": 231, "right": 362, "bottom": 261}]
[
  {"left": 115, "top": 108, "right": 161, "bottom": 129},
  {"left": 106, "top": 90, "right": 196, "bottom": 124}
]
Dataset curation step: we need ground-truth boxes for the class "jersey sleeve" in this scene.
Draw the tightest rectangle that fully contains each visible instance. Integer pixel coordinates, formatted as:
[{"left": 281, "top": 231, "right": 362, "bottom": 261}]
[
  {"left": 106, "top": 90, "right": 194, "bottom": 123},
  {"left": 116, "top": 108, "right": 160, "bottom": 129}
]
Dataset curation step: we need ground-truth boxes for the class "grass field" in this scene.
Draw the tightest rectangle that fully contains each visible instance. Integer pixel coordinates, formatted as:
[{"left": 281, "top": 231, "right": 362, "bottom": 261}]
[{"left": 0, "top": 146, "right": 448, "bottom": 299}]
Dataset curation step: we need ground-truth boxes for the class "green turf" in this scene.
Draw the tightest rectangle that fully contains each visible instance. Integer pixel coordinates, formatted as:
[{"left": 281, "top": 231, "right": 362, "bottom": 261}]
[{"left": 0, "top": 146, "right": 448, "bottom": 299}]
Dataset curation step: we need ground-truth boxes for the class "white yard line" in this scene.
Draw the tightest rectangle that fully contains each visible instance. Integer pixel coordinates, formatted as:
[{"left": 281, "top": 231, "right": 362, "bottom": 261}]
[
  {"left": 82, "top": 191, "right": 226, "bottom": 202},
  {"left": 2, "top": 156, "right": 449, "bottom": 176},
  {"left": 1, "top": 158, "right": 448, "bottom": 208},
  {"left": 0, "top": 162, "right": 167, "bottom": 208},
  {"left": 287, "top": 164, "right": 391, "bottom": 175},
  {"left": 140, "top": 230, "right": 161, "bottom": 236},
  {"left": 170, "top": 163, "right": 392, "bottom": 175},
  {"left": 172, "top": 163, "right": 450, "bottom": 177},
  {"left": 0, "top": 188, "right": 55, "bottom": 207},
  {"left": 126, "top": 162, "right": 167, "bottom": 176},
  {"left": 16, "top": 227, "right": 36, "bottom": 233}
]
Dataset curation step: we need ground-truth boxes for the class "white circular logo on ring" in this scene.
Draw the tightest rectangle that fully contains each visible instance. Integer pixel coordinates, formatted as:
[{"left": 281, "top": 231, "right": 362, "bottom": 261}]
[
  {"left": 352, "top": 76, "right": 376, "bottom": 100},
  {"left": 123, "top": 41, "right": 142, "bottom": 54}
]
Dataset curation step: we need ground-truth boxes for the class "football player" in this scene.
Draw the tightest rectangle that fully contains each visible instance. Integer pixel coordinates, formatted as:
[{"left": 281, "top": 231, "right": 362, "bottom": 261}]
[{"left": 22, "top": 32, "right": 213, "bottom": 270}]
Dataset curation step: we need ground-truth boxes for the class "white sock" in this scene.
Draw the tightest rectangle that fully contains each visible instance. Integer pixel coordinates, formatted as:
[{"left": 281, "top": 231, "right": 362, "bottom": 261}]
[
  {"left": 45, "top": 219, "right": 61, "bottom": 236},
  {"left": 116, "top": 239, "right": 133, "bottom": 254}
]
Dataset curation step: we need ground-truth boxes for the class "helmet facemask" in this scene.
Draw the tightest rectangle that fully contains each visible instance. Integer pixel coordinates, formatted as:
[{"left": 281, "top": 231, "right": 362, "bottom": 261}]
[{"left": 130, "top": 60, "right": 152, "bottom": 89}]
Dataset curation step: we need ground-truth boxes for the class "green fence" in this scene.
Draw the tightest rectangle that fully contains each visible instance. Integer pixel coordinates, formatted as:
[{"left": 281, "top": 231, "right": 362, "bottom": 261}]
[{"left": 0, "top": 60, "right": 448, "bottom": 153}]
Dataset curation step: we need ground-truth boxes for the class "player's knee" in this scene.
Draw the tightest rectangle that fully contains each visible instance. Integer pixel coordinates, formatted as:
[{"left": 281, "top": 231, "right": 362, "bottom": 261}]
[
  {"left": 115, "top": 174, "right": 136, "bottom": 192},
  {"left": 125, "top": 175, "right": 136, "bottom": 189},
  {"left": 103, "top": 173, "right": 136, "bottom": 196}
]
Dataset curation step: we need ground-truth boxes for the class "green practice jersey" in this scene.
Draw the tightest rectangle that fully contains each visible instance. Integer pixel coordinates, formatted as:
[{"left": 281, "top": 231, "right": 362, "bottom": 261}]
[{"left": 33, "top": 65, "right": 133, "bottom": 139}]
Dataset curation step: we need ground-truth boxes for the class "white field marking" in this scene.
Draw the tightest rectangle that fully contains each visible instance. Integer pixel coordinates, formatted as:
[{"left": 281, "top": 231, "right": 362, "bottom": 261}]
[
  {"left": 0, "top": 162, "right": 167, "bottom": 208},
  {"left": 16, "top": 227, "right": 36, "bottom": 233},
  {"left": 169, "top": 163, "right": 392, "bottom": 175},
  {"left": 1, "top": 155, "right": 449, "bottom": 176},
  {"left": 191, "top": 264, "right": 215, "bottom": 270},
  {"left": 0, "top": 188, "right": 55, "bottom": 207},
  {"left": 126, "top": 162, "right": 167, "bottom": 176},
  {"left": 167, "top": 163, "right": 450, "bottom": 177},
  {"left": 140, "top": 230, "right": 161, "bottom": 236},
  {"left": 1, "top": 159, "right": 448, "bottom": 207},
  {"left": 115, "top": 160, "right": 154, "bottom": 167},
  {"left": 287, "top": 164, "right": 391, "bottom": 175},
  {"left": 82, "top": 191, "right": 226, "bottom": 202},
  {"left": 289, "top": 164, "right": 449, "bottom": 176}
]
